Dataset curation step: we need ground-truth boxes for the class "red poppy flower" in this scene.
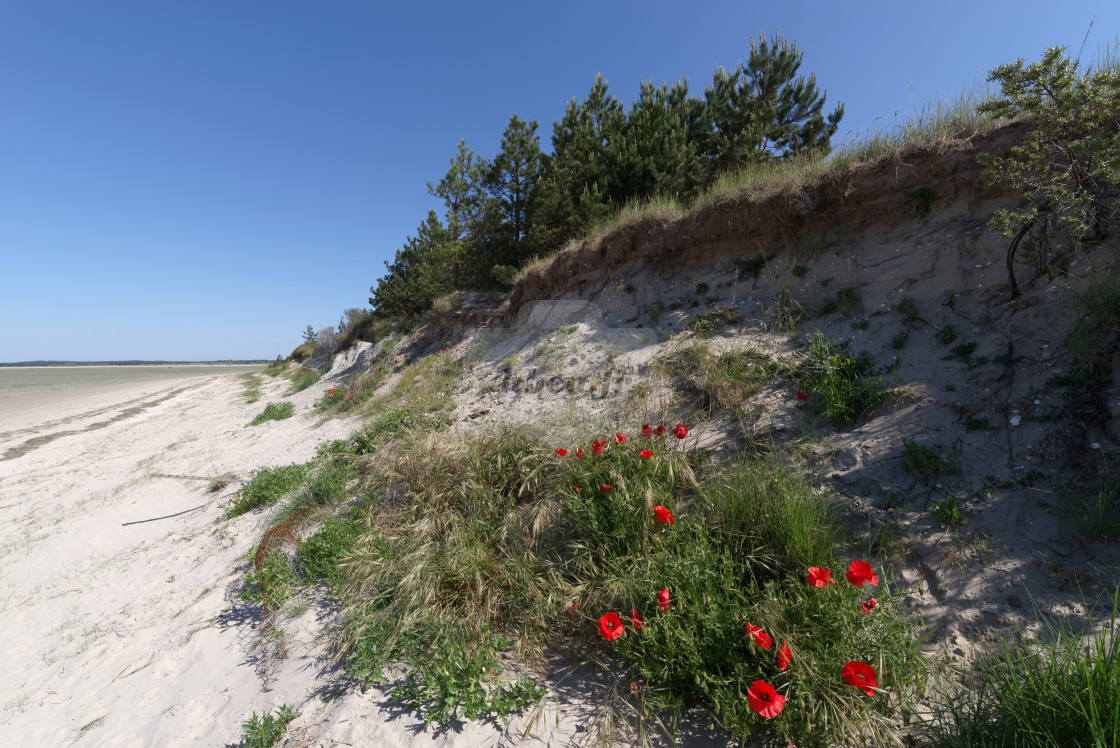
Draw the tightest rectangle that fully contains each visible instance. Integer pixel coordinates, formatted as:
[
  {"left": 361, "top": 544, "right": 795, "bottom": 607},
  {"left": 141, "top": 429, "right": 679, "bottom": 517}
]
[
  {"left": 654, "top": 424, "right": 666, "bottom": 436},
  {"left": 747, "top": 680, "right": 785, "bottom": 719},
  {"left": 745, "top": 623, "right": 772, "bottom": 649},
  {"left": 656, "top": 588, "right": 670, "bottom": 612},
  {"left": 806, "top": 567, "right": 836, "bottom": 587},
  {"left": 556, "top": 448, "right": 568, "bottom": 456},
  {"left": 777, "top": 641, "right": 792, "bottom": 671},
  {"left": 639, "top": 449, "right": 654, "bottom": 458},
  {"left": 441, "top": 350, "right": 446, "bottom": 353},
  {"left": 572, "top": 486, "right": 580, "bottom": 493},
  {"left": 600, "top": 484, "right": 612, "bottom": 493},
  {"left": 796, "top": 392, "right": 807, "bottom": 400},
  {"left": 672, "top": 424, "right": 688, "bottom": 439},
  {"left": 845, "top": 560, "right": 879, "bottom": 587},
  {"left": 591, "top": 440, "right": 605, "bottom": 454},
  {"left": 861, "top": 598, "right": 878, "bottom": 616},
  {"left": 652, "top": 506, "right": 675, "bottom": 524},
  {"left": 629, "top": 609, "right": 644, "bottom": 632},
  {"left": 576, "top": 447, "right": 585, "bottom": 459},
  {"left": 641, "top": 424, "right": 653, "bottom": 438},
  {"left": 615, "top": 431, "right": 627, "bottom": 443},
  {"left": 630, "top": 681, "right": 642, "bottom": 695},
  {"left": 842, "top": 661, "right": 878, "bottom": 696},
  {"left": 598, "top": 612, "right": 624, "bottom": 641}
]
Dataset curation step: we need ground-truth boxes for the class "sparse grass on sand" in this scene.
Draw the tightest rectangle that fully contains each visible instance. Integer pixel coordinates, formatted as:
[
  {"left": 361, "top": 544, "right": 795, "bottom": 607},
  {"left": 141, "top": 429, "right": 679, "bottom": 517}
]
[{"left": 248, "top": 402, "right": 294, "bottom": 426}]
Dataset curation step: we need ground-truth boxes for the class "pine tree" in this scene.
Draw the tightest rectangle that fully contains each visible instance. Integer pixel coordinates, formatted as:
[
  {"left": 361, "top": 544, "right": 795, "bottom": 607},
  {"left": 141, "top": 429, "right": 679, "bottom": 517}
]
[
  {"left": 369, "top": 211, "right": 454, "bottom": 317},
  {"left": 485, "top": 115, "right": 541, "bottom": 265},
  {"left": 301, "top": 325, "right": 316, "bottom": 344},
  {"left": 704, "top": 32, "right": 843, "bottom": 172},
  {"left": 616, "top": 79, "right": 706, "bottom": 202},
  {"left": 428, "top": 140, "right": 487, "bottom": 243},
  {"left": 529, "top": 74, "right": 625, "bottom": 250}
]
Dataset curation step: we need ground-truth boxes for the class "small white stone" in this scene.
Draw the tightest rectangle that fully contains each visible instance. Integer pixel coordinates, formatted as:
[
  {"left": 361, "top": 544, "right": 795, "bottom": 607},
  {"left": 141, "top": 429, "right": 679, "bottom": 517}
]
[
  {"left": 1090, "top": 443, "right": 1101, "bottom": 450},
  {"left": 1034, "top": 400, "right": 1041, "bottom": 405},
  {"left": 1009, "top": 415, "right": 1022, "bottom": 426}
]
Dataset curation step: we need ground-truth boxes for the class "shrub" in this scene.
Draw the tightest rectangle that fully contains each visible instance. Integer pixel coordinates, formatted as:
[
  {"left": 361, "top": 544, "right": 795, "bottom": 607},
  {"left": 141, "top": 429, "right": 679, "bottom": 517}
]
[
  {"left": 794, "top": 333, "right": 891, "bottom": 427},
  {"left": 238, "top": 705, "right": 299, "bottom": 748},
  {"left": 902, "top": 439, "right": 957, "bottom": 480},
  {"left": 224, "top": 462, "right": 311, "bottom": 518},
  {"left": 329, "top": 427, "right": 930, "bottom": 746},
  {"left": 978, "top": 45, "right": 1120, "bottom": 299},
  {"left": 249, "top": 402, "right": 295, "bottom": 426},
  {"left": 288, "top": 369, "right": 321, "bottom": 394}
]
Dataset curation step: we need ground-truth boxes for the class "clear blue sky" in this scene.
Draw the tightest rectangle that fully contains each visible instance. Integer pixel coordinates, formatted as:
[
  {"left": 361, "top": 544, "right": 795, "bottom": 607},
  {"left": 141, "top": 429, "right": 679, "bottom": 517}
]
[{"left": 1, "top": 1, "right": 1116, "bottom": 361}]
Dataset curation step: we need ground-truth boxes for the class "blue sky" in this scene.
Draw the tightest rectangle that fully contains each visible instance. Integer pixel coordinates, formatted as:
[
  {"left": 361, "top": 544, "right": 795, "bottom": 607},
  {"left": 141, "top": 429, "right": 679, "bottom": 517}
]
[{"left": 1, "top": 1, "right": 1116, "bottom": 361}]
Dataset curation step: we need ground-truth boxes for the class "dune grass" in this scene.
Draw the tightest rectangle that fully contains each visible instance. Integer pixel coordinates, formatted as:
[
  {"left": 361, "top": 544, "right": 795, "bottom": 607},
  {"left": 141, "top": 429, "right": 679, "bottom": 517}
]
[
  {"left": 248, "top": 401, "right": 295, "bottom": 426},
  {"left": 287, "top": 369, "right": 321, "bottom": 395},
  {"left": 924, "top": 590, "right": 1120, "bottom": 747},
  {"left": 272, "top": 420, "right": 932, "bottom": 747}
]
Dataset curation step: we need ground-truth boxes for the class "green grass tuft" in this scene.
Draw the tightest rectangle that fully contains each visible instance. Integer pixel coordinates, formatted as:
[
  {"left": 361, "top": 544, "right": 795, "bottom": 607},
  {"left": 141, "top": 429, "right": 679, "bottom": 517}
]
[{"left": 249, "top": 402, "right": 295, "bottom": 426}]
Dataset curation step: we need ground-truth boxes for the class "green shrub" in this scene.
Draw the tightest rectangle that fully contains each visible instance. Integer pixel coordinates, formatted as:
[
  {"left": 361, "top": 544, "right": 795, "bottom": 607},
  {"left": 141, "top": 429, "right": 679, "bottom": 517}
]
[
  {"left": 903, "top": 440, "right": 961, "bottom": 481},
  {"left": 224, "top": 462, "right": 311, "bottom": 518},
  {"left": 249, "top": 402, "right": 295, "bottom": 426},
  {"left": 239, "top": 546, "right": 298, "bottom": 608},
  {"left": 238, "top": 705, "right": 299, "bottom": 748},
  {"left": 933, "top": 496, "right": 965, "bottom": 526},
  {"left": 331, "top": 427, "right": 929, "bottom": 747},
  {"left": 795, "top": 333, "right": 892, "bottom": 427},
  {"left": 936, "top": 324, "right": 958, "bottom": 344},
  {"left": 288, "top": 369, "right": 321, "bottom": 394},
  {"left": 297, "top": 516, "right": 362, "bottom": 587}
]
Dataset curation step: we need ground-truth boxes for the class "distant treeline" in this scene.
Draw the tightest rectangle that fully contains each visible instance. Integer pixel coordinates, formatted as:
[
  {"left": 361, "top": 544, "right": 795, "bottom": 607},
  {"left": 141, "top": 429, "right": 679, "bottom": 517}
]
[
  {"left": 0, "top": 360, "right": 270, "bottom": 367},
  {"left": 369, "top": 32, "right": 844, "bottom": 317}
]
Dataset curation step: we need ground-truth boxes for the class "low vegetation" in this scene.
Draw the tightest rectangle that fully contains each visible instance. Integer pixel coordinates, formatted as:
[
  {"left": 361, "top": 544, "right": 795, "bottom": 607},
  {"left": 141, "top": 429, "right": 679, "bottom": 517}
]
[{"left": 248, "top": 402, "right": 295, "bottom": 426}]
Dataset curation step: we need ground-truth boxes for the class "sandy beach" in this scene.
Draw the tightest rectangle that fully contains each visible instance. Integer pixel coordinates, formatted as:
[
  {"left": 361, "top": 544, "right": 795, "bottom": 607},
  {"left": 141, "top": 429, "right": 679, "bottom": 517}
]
[{"left": 0, "top": 368, "right": 366, "bottom": 746}]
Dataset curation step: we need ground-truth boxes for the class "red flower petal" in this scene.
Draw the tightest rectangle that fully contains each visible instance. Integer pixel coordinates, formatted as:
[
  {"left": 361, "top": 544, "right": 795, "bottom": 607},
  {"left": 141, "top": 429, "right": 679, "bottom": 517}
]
[
  {"left": 777, "top": 641, "right": 792, "bottom": 671},
  {"left": 629, "top": 608, "right": 644, "bottom": 632},
  {"left": 572, "top": 486, "right": 580, "bottom": 493},
  {"left": 672, "top": 424, "right": 688, "bottom": 439},
  {"left": 576, "top": 447, "right": 585, "bottom": 459},
  {"left": 745, "top": 623, "right": 772, "bottom": 649},
  {"left": 656, "top": 588, "right": 670, "bottom": 612},
  {"left": 641, "top": 424, "right": 652, "bottom": 438},
  {"left": 806, "top": 567, "right": 836, "bottom": 587},
  {"left": 630, "top": 681, "right": 642, "bottom": 695},
  {"left": 747, "top": 680, "right": 785, "bottom": 719},
  {"left": 847, "top": 559, "right": 879, "bottom": 586},
  {"left": 652, "top": 505, "right": 675, "bottom": 524},
  {"left": 796, "top": 392, "right": 807, "bottom": 400},
  {"left": 615, "top": 431, "right": 627, "bottom": 443},
  {"left": 861, "top": 597, "right": 878, "bottom": 615},
  {"left": 654, "top": 424, "right": 666, "bottom": 436},
  {"left": 639, "top": 449, "right": 654, "bottom": 458},
  {"left": 556, "top": 448, "right": 568, "bottom": 456},
  {"left": 599, "top": 484, "right": 612, "bottom": 493},
  {"left": 842, "top": 661, "right": 879, "bottom": 696},
  {"left": 591, "top": 440, "right": 604, "bottom": 454},
  {"left": 598, "top": 612, "right": 624, "bottom": 641}
]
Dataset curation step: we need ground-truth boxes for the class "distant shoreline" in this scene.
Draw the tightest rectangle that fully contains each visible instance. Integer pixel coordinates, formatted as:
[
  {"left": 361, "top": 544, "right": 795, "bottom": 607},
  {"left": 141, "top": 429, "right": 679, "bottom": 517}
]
[{"left": 0, "top": 360, "right": 270, "bottom": 368}]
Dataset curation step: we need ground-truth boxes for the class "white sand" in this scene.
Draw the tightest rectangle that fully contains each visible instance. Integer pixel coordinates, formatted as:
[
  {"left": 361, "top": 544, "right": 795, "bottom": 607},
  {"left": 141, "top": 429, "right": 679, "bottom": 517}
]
[{"left": 0, "top": 370, "right": 367, "bottom": 746}]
